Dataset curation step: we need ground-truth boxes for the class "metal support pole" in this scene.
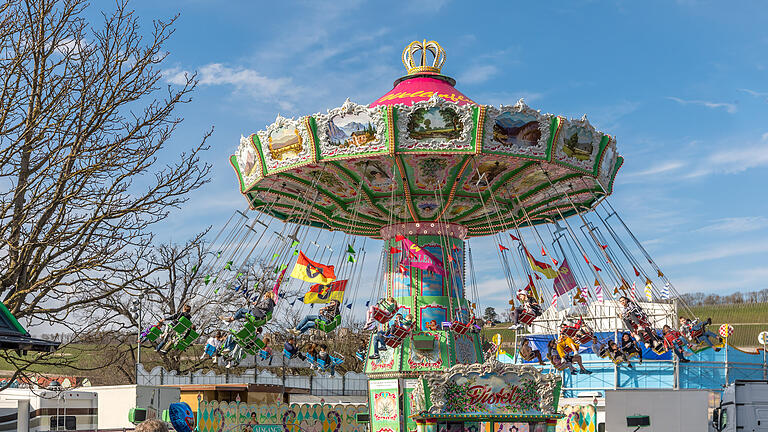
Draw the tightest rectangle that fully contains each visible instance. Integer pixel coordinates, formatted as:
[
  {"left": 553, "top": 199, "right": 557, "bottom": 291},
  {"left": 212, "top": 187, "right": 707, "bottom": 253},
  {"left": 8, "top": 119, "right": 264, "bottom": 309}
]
[
  {"left": 763, "top": 342, "right": 767, "bottom": 380},
  {"left": 724, "top": 337, "right": 729, "bottom": 387},
  {"left": 136, "top": 305, "right": 141, "bottom": 384}
]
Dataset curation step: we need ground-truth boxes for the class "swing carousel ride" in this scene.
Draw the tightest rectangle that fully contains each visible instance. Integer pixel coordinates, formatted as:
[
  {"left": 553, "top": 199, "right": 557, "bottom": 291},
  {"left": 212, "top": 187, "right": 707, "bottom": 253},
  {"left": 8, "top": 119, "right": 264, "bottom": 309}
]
[{"left": 147, "top": 40, "right": 721, "bottom": 430}]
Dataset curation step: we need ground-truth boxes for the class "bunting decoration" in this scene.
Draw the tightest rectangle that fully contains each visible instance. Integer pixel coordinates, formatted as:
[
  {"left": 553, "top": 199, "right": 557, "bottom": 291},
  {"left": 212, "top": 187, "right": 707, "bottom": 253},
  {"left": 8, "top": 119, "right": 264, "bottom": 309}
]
[
  {"left": 224, "top": 261, "right": 233, "bottom": 270},
  {"left": 551, "top": 292, "right": 559, "bottom": 307},
  {"left": 347, "top": 244, "right": 356, "bottom": 254},
  {"left": 390, "top": 247, "right": 401, "bottom": 254},
  {"left": 630, "top": 281, "right": 637, "bottom": 301},
  {"left": 633, "top": 266, "right": 640, "bottom": 277},
  {"left": 644, "top": 278, "right": 654, "bottom": 302},
  {"left": 509, "top": 234, "right": 520, "bottom": 241},
  {"left": 272, "top": 267, "right": 287, "bottom": 303},
  {"left": 657, "top": 269, "right": 665, "bottom": 278},
  {"left": 303, "top": 279, "right": 347, "bottom": 304},
  {"left": 499, "top": 244, "right": 509, "bottom": 252},
  {"left": 290, "top": 251, "right": 336, "bottom": 285},
  {"left": 347, "top": 255, "right": 356, "bottom": 263},
  {"left": 661, "top": 282, "right": 671, "bottom": 300},
  {"left": 595, "top": 280, "right": 604, "bottom": 302}
]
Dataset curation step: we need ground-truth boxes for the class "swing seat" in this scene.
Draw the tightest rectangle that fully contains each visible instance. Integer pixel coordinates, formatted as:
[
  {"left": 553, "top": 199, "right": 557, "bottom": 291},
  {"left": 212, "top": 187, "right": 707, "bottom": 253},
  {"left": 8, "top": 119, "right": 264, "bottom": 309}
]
[
  {"left": 548, "top": 355, "right": 571, "bottom": 371},
  {"left": 258, "top": 350, "right": 272, "bottom": 360},
  {"left": 283, "top": 349, "right": 299, "bottom": 359},
  {"left": 142, "top": 325, "right": 162, "bottom": 343},
  {"left": 173, "top": 328, "right": 200, "bottom": 351},
  {"left": 560, "top": 319, "right": 582, "bottom": 338},
  {"left": 389, "top": 323, "right": 412, "bottom": 339},
  {"left": 595, "top": 345, "right": 610, "bottom": 358},
  {"left": 689, "top": 327, "right": 704, "bottom": 340},
  {"left": 172, "top": 316, "right": 194, "bottom": 336},
  {"left": 247, "top": 310, "right": 273, "bottom": 328},
  {"left": 229, "top": 322, "right": 264, "bottom": 355},
  {"left": 451, "top": 320, "right": 471, "bottom": 335},
  {"left": 385, "top": 336, "right": 404, "bottom": 348},
  {"left": 315, "top": 314, "right": 341, "bottom": 333},
  {"left": 652, "top": 344, "right": 669, "bottom": 355},
  {"left": 371, "top": 304, "right": 396, "bottom": 324},
  {"left": 518, "top": 310, "right": 538, "bottom": 326},
  {"left": 355, "top": 351, "right": 366, "bottom": 362},
  {"left": 574, "top": 328, "right": 595, "bottom": 345},
  {"left": 306, "top": 354, "right": 317, "bottom": 365}
]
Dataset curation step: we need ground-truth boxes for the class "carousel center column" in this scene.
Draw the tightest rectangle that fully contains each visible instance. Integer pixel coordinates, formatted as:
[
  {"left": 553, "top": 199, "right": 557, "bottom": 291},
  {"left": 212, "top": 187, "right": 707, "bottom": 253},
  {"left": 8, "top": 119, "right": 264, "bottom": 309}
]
[{"left": 364, "top": 222, "right": 484, "bottom": 432}]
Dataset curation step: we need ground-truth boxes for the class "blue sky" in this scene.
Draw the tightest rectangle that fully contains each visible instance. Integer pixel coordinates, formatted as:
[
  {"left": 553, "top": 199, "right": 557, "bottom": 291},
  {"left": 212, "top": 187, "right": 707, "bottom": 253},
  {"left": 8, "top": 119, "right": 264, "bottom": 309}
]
[{"left": 120, "top": 1, "right": 768, "bottom": 312}]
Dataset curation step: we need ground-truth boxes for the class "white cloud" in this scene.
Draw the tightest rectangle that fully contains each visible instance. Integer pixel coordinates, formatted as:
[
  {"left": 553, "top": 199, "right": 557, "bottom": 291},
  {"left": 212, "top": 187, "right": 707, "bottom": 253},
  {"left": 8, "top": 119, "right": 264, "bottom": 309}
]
[
  {"left": 457, "top": 65, "right": 498, "bottom": 85},
  {"left": 695, "top": 216, "right": 768, "bottom": 234},
  {"left": 667, "top": 96, "right": 737, "bottom": 113},
  {"left": 164, "top": 64, "right": 301, "bottom": 111},
  {"left": 621, "top": 160, "right": 685, "bottom": 178},
  {"left": 685, "top": 133, "right": 768, "bottom": 177},
  {"left": 740, "top": 88, "right": 768, "bottom": 101},
  {"left": 657, "top": 238, "right": 768, "bottom": 266}
]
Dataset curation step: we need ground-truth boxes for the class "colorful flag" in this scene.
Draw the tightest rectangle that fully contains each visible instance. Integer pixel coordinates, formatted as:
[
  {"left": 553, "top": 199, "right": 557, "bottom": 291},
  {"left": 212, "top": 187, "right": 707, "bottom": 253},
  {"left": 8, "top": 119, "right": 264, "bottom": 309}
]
[
  {"left": 272, "top": 267, "right": 287, "bottom": 303},
  {"left": 523, "top": 274, "right": 539, "bottom": 302},
  {"left": 398, "top": 237, "right": 446, "bottom": 276},
  {"left": 630, "top": 281, "right": 637, "bottom": 300},
  {"left": 595, "top": 280, "right": 604, "bottom": 302},
  {"left": 290, "top": 251, "right": 336, "bottom": 285},
  {"left": 541, "top": 247, "right": 547, "bottom": 256},
  {"left": 657, "top": 269, "right": 665, "bottom": 278},
  {"left": 524, "top": 247, "right": 560, "bottom": 279},
  {"left": 661, "top": 282, "right": 670, "bottom": 300},
  {"left": 553, "top": 258, "right": 577, "bottom": 295},
  {"left": 634, "top": 267, "right": 640, "bottom": 277},
  {"left": 347, "top": 255, "right": 356, "bottom": 263},
  {"left": 644, "top": 280, "right": 653, "bottom": 302},
  {"left": 347, "top": 244, "right": 356, "bottom": 254},
  {"left": 593, "top": 264, "right": 602, "bottom": 272},
  {"left": 303, "top": 279, "right": 347, "bottom": 304},
  {"left": 291, "top": 240, "right": 300, "bottom": 248},
  {"left": 224, "top": 261, "right": 233, "bottom": 270},
  {"left": 390, "top": 247, "right": 401, "bottom": 254},
  {"left": 510, "top": 234, "right": 520, "bottom": 242},
  {"left": 551, "top": 292, "right": 559, "bottom": 307},
  {"left": 499, "top": 244, "right": 509, "bottom": 252}
]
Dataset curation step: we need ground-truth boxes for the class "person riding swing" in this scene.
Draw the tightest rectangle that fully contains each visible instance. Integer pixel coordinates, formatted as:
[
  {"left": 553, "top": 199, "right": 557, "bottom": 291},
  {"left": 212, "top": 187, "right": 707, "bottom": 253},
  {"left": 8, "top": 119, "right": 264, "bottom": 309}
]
[
  {"left": 291, "top": 299, "right": 341, "bottom": 334},
  {"left": 508, "top": 290, "right": 543, "bottom": 330}
]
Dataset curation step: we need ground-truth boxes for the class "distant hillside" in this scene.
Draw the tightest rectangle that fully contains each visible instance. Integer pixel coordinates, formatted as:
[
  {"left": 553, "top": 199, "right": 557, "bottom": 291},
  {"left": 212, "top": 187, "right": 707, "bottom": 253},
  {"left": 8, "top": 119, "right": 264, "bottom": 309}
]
[{"left": 688, "top": 301, "right": 768, "bottom": 348}]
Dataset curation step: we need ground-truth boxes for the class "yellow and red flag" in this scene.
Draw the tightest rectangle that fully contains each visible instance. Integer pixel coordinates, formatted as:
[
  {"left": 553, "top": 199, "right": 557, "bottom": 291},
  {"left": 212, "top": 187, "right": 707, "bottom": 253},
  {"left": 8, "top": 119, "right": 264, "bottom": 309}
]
[
  {"left": 303, "top": 279, "right": 347, "bottom": 304},
  {"left": 290, "top": 251, "right": 336, "bottom": 285},
  {"left": 524, "top": 247, "right": 560, "bottom": 279}
]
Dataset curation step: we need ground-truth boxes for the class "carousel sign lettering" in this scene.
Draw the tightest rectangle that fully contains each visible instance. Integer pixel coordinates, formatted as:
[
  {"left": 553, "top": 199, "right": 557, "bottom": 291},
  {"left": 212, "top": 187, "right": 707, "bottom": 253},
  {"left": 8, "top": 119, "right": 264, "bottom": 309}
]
[{"left": 467, "top": 384, "right": 525, "bottom": 406}]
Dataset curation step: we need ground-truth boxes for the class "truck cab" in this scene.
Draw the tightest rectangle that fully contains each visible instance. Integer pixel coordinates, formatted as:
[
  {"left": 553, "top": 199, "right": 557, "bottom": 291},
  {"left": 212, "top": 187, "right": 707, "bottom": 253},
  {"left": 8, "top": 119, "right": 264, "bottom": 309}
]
[{"left": 711, "top": 380, "right": 768, "bottom": 432}]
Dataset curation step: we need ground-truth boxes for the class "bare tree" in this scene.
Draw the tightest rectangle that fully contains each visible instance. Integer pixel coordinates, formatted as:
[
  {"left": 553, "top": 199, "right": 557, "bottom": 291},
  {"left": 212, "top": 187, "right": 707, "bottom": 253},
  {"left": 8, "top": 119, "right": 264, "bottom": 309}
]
[{"left": 0, "top": 0, "right": 211, "bottom": 386}]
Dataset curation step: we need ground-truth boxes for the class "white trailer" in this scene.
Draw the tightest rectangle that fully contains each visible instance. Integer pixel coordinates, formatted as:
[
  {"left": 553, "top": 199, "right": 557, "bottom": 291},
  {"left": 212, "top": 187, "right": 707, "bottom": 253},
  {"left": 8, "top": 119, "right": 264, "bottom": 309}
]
[
  {"left": 605, "top": 389, "right": 710, "bottom": 432},
  {"left": 712, "top": 380, "right": 768, "bottom": 432},
  {"left": 86, "top": 384, "right": 180, "bottom": 430},
  {"left": 0, "top": 388, "right": 97, "bottom": 431}
]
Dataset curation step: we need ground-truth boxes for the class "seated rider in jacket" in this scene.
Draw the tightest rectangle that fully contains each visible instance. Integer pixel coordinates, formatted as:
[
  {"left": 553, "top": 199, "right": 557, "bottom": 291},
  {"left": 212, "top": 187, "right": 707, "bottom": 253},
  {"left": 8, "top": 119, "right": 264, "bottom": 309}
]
[
  {"left": 508, "top": 290, "right": 543, "bottom": 330},
  {"left": 292, "top": 299, "right": 341, "bottom": 334}
]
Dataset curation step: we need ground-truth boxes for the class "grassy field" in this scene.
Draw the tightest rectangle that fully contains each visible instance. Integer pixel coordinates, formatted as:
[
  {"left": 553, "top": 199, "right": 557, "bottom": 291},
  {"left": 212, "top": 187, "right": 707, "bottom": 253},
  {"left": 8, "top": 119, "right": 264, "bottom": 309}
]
[
  {"left": 482, "top": 301, "right": 768, "bottom": 351},
  {"left": 689, "top": 302, "right": 768, "bottom": 348}
]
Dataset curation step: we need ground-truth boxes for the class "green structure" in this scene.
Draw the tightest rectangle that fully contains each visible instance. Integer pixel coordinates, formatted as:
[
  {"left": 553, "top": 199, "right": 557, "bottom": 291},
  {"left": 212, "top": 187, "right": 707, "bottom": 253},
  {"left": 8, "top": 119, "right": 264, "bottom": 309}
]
[{"left": 230, "top": 40, "right": 618, "bottom": 432}]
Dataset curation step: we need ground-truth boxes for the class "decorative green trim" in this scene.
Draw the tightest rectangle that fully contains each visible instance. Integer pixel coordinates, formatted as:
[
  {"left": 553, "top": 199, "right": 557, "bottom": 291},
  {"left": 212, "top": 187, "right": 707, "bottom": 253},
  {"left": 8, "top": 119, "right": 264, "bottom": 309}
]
[
  {"left": 0, "top": 302, "right": 27, "bottom": 335},
  {"left": 251, "top": 134, "right": 267, "bottom": 178},
  {"left": 546, "top": 116, "right": 560, "bottom": 162}
]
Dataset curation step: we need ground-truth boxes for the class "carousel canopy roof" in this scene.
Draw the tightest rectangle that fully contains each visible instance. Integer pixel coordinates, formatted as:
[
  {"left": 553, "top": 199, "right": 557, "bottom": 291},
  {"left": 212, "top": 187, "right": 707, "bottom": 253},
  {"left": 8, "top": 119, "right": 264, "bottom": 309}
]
[{"left": 231, "top": 40, "right": 623, "bottom": 239}]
